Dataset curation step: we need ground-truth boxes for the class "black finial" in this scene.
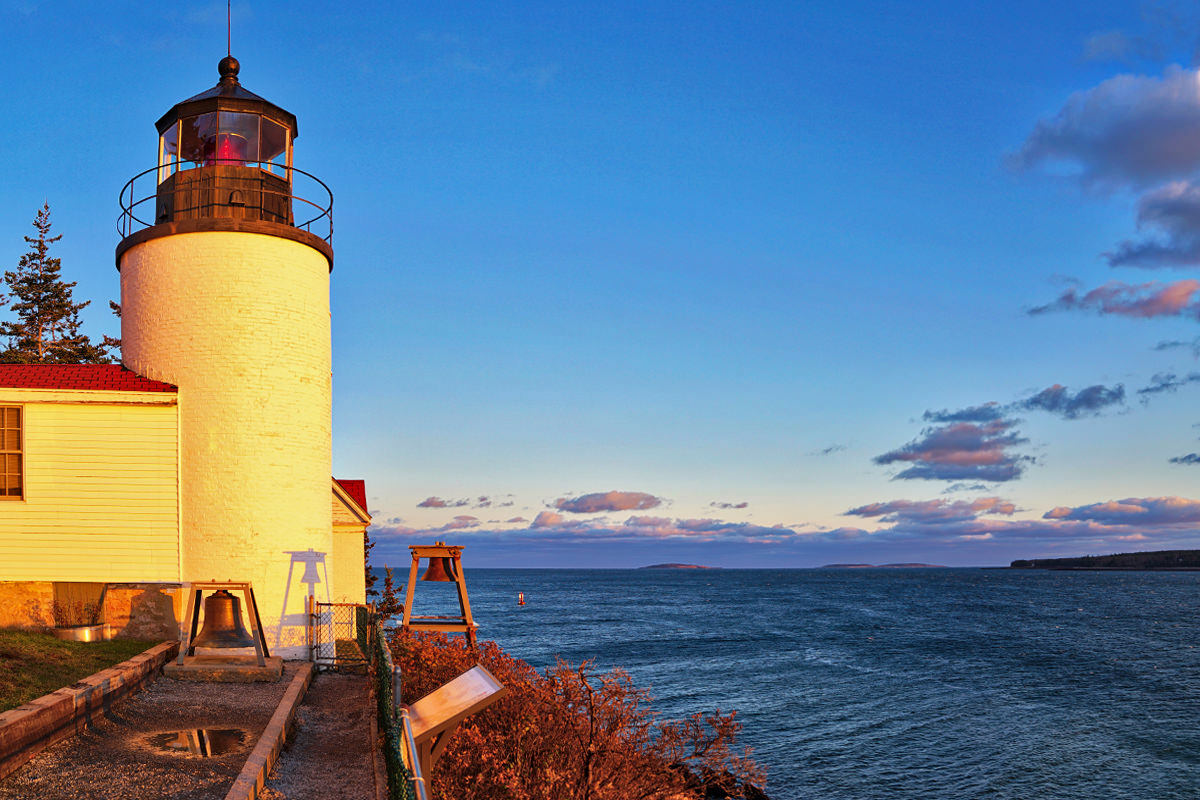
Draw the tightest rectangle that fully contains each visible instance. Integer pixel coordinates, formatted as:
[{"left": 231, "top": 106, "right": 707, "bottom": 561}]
[{"left": 218, "top": 55, "right": 240, "bottom": 84}]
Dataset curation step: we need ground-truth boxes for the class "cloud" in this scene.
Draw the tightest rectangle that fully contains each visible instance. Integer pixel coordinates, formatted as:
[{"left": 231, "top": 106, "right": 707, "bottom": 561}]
[
  {"left": 1137, "top": 371, "right": 1200, "bottom": 397},
  {"left": 1008, "top": 66, "right": 1200, "bottom": 191},
  {"left": 874, "top": 419, "right": 1030, "bottom": 482},
  {"left": 1106, "top": 181, "right": 1200, "bottom": 267},
  {"left": 370, "top": 492, "right": 1200, "bottom": 557},
  {"left": 532, "top": 511, "right": 564, "bottom": 528},
  {"left": 808, "top": 444, "right": 847, "bottom": 456},
  {"left": 1042, "top": 496, "right": 1200, "bottom": 525},
  {"left": 1029, "top": 279, "right": 1200, "bottom": 319},
  {"left": 923, "top": 404, "right": 1004, "bottom": 423},
  {"left": 1155, "top": 337, "right": 1200, "bottom": 357},
  {"left": 709, "top": 501, "right": 749, "bottom": 510},
  {"left": 846, "top": 497, "right": 1017, "bottom": 525},
  {"left": 418, "top": 494, "right": 512, "bottom": 509},
  {"left": 943, "top": 482, "right": 991, "bottom": 493},
  {"left": 835, "top": 494, "right": 1200, "bottom": 548},
  {"left": 554, "top": 491, "right": 663, "bottom": 514},
  {"left": 1170, "top": 453, "right": 1200, "bottom": 464},
  {"left": 1081, "top": 30, "right": 1163, "bottom": 63},
  {"left": 417, "top": 496, "right": 470, "bottom": 508},
  {"left": 377, "top": 512, "right": 808, "bottom": 546},
  {"left": 1015, "top": 383, "right": 1126, "bottom": 419}
]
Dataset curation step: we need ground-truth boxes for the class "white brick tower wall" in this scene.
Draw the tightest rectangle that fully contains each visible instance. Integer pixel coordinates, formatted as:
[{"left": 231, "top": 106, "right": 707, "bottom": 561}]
[{"left": 119, "top": 230, "right": 332, "bottom": 655}]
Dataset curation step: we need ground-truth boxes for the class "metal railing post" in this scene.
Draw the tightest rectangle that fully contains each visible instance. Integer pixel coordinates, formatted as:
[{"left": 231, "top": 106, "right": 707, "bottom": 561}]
[{"left": 398, "top": 706, "right": 429, "bottom": 800}]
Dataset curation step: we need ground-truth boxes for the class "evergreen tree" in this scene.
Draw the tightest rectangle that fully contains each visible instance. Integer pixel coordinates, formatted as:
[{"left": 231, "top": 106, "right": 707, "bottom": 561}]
[
  {"left": 102, "top": 300, "right": 121, "bottom": 354},
  {"left": 364, "top": 528, "right": 379, "bottom": 601},
  {"left": 0, "top": 204, "right": 110, "bottom": 363},
  {"left": 378, "top": 565, "right": 403, "bottom": 622}
]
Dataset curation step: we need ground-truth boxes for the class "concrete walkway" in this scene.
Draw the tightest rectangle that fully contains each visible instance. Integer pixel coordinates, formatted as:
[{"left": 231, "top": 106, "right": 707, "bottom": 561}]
[{"left": 259, "top": 673, "right": 378, "bottom": 800}]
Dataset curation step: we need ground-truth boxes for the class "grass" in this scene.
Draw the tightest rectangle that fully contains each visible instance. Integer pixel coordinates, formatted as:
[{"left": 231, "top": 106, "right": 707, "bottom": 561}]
[{"left": 0, "top": 629, "right": 157, "bottom": 713}]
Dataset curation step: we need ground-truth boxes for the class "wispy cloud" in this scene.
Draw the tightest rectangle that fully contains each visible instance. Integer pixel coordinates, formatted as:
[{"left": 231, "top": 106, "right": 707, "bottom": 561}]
[
  {"left": 417, "top": 496, "right": 470, "bottom": 508},
  {"left": 846, "top": 497, "right": 1017, "bottom": 525},
  {"left": 923, "top": 404, "right": 1004, "bottom": 423},
  {"left": 554, "top": 491, "right": 663, "bottom": 514},
  {"left": 808, "top": 444, "right": 848, "bottom": 456},
  {"left": 418, "top": 494, "right": 513, "bottom": 509},
  {"left": 1155, "top": 336, "right": 1200, "bottom": 357},
  {"left": 1029, "top": 279, "right": 1200, "bottom": 319},
  {"left": 709, "top": 501, "right": 749, "bottom": 510},
  {"left": 1081, "top": 30, "right": 1164, "bottom": 64},
  {"left": 1170, "top": 453, "right": 1200, "bottom": 465},
  {"left": 1015, "top": 383, "right": 1126, "bottom": 419},
  {"left": 1136, "top": 371, "right": 1200, "bottom": 397}
]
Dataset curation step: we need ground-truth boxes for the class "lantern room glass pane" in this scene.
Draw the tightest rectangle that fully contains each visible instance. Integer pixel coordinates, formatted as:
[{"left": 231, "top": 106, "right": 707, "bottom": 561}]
[
  {"left": 215, "top": 111, "right": 260, "bottom": 164},
  {"left": 158, "top": 122, "right": 179, "bottom": 183},
  {"left": 180, "top": 112, "right": 218, "bottom": 165},
  {"left": 261, "top": 118, "right": 288, "bottom": 172}
]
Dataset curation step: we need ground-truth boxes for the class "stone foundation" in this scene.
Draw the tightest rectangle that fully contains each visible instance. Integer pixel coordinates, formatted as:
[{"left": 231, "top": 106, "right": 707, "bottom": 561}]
[
  {"left": 0, "top": 582, "right": 53, "bottom": 629},
  {"left": 0, "top": 582, "right": 182, "bottom": 639},
  {"left": 102, "top": 584, "right": 183, "bottom": 640}
]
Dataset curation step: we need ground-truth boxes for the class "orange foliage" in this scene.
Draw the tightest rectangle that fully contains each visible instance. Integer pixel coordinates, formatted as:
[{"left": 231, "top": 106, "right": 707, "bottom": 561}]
[{"left": 389, "top": 630, "right": 767, "bottom": 800}]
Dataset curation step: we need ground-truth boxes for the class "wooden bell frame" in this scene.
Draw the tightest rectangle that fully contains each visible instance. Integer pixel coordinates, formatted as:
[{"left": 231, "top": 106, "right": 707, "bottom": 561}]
[
  {"left": 177, "top": 580, "right": 270, "bottom": 667},
  {"left": 401, "top": 543, "right": 477, "bottom": 647}
]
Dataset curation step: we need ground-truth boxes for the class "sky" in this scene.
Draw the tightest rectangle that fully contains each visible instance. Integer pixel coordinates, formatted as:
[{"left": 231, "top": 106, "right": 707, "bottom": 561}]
[{"left": 3, "top": 1, "right": 1200, "bottom": 568}]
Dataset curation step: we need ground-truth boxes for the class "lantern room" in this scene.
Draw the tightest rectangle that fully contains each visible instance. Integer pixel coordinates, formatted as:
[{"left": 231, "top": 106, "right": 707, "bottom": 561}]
[{"left": 152, "top": 56, "right": 298, "bottom": 227}]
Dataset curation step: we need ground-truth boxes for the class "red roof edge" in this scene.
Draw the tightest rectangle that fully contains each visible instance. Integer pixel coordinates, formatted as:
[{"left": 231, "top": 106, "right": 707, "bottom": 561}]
[
  {"left": 0, "top": 364, "right": 176, "bottom": 392},
  {"left": 334, "top": 478, "right": 369, "bottom": 515}
]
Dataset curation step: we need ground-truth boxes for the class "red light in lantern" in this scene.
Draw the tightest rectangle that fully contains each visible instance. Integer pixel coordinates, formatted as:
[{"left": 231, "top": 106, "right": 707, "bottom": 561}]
[{"left": 203, "top": 133, "right": 247, "bottom": 166}]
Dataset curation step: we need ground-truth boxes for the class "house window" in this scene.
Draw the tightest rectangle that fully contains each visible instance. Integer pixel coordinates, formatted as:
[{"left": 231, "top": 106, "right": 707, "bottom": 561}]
[{"left": 0, "top": 407, "right": 21, "bottom": 499}]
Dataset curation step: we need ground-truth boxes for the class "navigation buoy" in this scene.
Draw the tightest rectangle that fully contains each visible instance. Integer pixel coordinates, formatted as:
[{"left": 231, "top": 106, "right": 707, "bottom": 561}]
[{"left": 518, "top": 592, "right": 526, "bottom": 606}]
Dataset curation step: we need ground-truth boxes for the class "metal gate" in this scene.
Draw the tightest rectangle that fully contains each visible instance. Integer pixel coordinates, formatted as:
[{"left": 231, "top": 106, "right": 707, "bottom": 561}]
[{"left": 311, "top": 601, "right": 375, "bottom": 669}]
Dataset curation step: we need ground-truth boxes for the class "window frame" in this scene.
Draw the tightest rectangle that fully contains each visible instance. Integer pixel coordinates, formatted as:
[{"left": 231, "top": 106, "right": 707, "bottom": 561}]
[{"left": 0, "top": 405, "right": 24, "bottom": 501}]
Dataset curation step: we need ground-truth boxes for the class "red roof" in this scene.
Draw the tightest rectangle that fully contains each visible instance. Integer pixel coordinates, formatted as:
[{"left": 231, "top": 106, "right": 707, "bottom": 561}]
[
  {"left": 0, "top": 364, "right": 176, "bottom": 392},
  {"left": 335, "top": 478, "right": 368, "bottom": 512}
]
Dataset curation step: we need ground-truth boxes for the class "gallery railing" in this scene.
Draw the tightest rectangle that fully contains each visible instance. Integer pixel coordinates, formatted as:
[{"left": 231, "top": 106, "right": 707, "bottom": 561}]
[{"left": 117, "top": 160, "right": 333, "bottom": 244}]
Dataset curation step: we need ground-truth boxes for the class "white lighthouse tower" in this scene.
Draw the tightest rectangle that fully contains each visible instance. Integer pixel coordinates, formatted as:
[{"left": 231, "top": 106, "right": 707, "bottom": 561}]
[{"left": 116, "top": 56, "right": 335, "bottom": 654}]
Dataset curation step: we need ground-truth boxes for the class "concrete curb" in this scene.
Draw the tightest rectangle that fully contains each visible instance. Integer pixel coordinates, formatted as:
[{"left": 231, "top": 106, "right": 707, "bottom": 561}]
[
  {"left": 224, "top": 662, "right": 315, "bottom": 800},
  {"left": 368, "top": 679, "right": 388, "bottom": 800},
  {"left": 0, "top": 640, "right": 179, "bottom": 781}
]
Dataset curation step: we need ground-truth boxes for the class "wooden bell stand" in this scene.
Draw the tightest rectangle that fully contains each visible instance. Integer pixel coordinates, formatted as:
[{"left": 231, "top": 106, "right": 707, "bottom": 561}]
[
  {"left": 164, "top": 580, "right": 281, "bottom": 682},
  {"left": 401, "top": 543, "right": 477, "bottom": 647}
]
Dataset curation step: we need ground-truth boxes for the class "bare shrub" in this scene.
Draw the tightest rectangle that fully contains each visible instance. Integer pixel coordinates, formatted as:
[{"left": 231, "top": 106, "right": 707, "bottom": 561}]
[{"left": 390, "top": 629, "right": 766, "bottom": 800}]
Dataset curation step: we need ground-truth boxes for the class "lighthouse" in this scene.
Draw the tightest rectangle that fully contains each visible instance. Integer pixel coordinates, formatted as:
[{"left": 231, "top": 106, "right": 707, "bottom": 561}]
[{"left": 115, "top": 56, "right": 337, "bottom": 654}]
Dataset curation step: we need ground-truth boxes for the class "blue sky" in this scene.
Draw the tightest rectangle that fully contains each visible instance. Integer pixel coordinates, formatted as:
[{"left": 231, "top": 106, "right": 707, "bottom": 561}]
[{"left": 5, "top": 1, "right": 1200, "bottom": 567}]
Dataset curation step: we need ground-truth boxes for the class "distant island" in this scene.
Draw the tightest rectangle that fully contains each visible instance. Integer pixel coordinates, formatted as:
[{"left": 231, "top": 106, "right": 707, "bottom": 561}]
[
  {"left": 1010, "top": 549, "right": 1200, "bottom": 570},
  {"left": 639, "top": 563, "right": 717, "bottom": 570},
  {"left": 821, "top": 563, "right": 947, "bottom": 569}
]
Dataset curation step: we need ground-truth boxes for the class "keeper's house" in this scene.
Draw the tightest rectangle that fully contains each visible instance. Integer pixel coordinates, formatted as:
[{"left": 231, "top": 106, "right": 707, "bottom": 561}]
[{"left": 0, "top": 57, "right": 369, "bottom": 657}]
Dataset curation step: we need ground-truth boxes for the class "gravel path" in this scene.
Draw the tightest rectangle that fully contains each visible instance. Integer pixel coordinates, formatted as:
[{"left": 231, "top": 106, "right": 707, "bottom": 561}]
[
  {"left": 260, "top": 673, "right": 376, "bottom": 800},
  {"left": 0, "top": 663, "right": 303, "bottom": 800}
]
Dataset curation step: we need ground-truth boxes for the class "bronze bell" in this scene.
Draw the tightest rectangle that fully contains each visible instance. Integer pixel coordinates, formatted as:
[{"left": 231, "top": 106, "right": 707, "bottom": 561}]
[
  {"left": 421, "top": 556, "right": 457, "bottom": 582},
  {"left": 192, "top": 590, "right": 257, "bottom": 649}
]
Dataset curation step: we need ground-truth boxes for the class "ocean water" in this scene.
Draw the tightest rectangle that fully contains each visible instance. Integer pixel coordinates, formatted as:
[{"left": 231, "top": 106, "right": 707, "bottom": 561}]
[{"left": 391, "top": 568, "right": 1200, "bottom": 799}]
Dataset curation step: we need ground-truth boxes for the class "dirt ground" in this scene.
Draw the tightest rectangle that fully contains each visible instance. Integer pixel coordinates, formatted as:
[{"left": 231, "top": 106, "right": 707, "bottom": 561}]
[
  {"left": 260, "top": 672, "right": 376, "bottom": 800},
  {"left": 0, "top": 663, "right": 303, "bottom": 800}
]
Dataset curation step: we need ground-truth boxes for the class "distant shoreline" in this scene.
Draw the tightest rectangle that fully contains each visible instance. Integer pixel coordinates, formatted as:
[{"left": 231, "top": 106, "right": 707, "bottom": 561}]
[
  {"left": 1010, "top": 549, "right": 1200, "bottom": 571},
  {"left": 638, "top": 563, "right": 718, "bottom": 570}
]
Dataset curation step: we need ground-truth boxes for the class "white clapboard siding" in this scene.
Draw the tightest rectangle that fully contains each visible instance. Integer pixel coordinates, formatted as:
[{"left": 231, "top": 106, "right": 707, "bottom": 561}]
[{"left": 0, "top": 395, "right": 180, "bottom": 582}]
